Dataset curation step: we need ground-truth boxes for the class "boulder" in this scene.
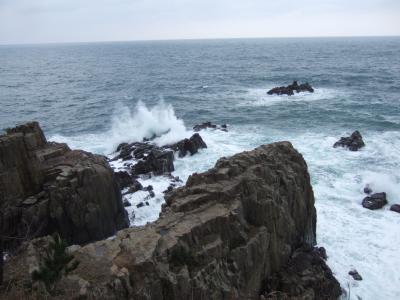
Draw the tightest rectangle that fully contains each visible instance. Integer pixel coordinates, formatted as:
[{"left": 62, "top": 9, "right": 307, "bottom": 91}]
[
  {"left": 0, "top": 122, "right": 129, "bottom": 251},
  {"left": 267, "top": 81, "right": 314, "bottom": 96},
  {"left": 390, "top": 204, "right": 400, "bottom": 213},
  {"left": 333, "top": 131, "right": 365, "bottom": 151},
  {"left": 362, "top": 192, "right": 387, "bottom": 210},
  {"left": 2, "top": 142, "right": 340, "bottom": 299}
]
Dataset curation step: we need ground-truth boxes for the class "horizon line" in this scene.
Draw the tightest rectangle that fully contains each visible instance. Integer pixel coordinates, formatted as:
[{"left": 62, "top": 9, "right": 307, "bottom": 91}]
[{"left": 1, "top": 34, "right": 399, "bottom": 47}]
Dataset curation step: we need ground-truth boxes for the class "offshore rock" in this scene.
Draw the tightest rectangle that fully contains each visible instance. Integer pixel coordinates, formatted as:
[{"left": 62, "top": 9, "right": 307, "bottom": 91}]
[
  {"left": 362, "top": 192, "right": 387, "bottom": 210},
  {"left": 0, "top": 122, "right": 129, "bottom": 250},
  {"left": 168, "top": 133, "right": 207, "bottom": 157},
  {"left": 267, "top": 81, "right": 314, "bottom": 96},
  {"left": 333, "top": 131, "right": 365, "bottom": 151},
  {"left": 193, "top": 122, "right": 228, "bottom": 132},
  {"left": 1, "top": 142, "right": 339, "bottom": 299}
]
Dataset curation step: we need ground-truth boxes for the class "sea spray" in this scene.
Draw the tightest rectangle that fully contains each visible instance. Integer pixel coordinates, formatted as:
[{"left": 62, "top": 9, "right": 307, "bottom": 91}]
[{"left": 50, "top": 100, "right": 190, "bottom": 154}]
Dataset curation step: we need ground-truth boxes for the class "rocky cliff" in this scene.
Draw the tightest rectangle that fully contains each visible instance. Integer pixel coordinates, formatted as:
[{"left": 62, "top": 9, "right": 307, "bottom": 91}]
[
  {"left": 2, "top": 141, "right": 340, "bottom": 299},
  {"left": 0, "top": 122, "right": 128, "bottom": 249}
]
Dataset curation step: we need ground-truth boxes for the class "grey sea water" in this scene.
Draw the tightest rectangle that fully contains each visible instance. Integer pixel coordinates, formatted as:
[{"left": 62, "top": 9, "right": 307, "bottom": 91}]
[{"left": 1, "top": 37, "right": 400, "bottom": 299}]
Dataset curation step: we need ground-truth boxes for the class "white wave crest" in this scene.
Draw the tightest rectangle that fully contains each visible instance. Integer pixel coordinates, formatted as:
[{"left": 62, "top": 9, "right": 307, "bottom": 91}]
[{"left": 50, "top": 100, "right": 189, "bottom": 154}]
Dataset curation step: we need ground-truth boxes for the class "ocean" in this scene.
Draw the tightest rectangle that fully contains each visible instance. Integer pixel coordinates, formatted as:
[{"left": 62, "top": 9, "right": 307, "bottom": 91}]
[{"left": 1, "top": 37, "right": 400, "bottom": 299}]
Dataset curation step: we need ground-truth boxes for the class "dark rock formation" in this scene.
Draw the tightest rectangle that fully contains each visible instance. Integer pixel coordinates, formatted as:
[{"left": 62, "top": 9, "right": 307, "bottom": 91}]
[
  {"left": 390, "top": 204, "right": 400, "bottom": 213},
  {"left": 261, "top": 246, "right": 341, "bottom": 299},
  {"left": 349, "top": 269, "right": 363, "bottom": 281},
  {"left": 0, "top": 122, "right": 129, "bottom": 251},
  {"left": 333, "top": 131, "right": 365, "bottom": 151},
  {"left": 193, "top": 122, "right": 228, "bottom": 132},
  {"left": 362, "top": 192, "right": 387, "bottom": 210},
  {"left": 132, "top": 149, "right": 174, "bottom": 176},
  {"left": 2, "top": 142, "right": 340, "bottom": 299},
  {"left": 267, "top": 81, "right": 314, "bottom": 96},
  {"left": 112, "top": 134, "right": 207, "bottom": 176},
  {"left": 168, "top": 133, "right": 207, "bottom": 157}
]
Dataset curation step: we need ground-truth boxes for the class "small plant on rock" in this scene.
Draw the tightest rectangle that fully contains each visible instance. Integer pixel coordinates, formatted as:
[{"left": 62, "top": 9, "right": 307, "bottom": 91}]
[{"left": 31, "top": 233, "right": 79, "bottom": 294}]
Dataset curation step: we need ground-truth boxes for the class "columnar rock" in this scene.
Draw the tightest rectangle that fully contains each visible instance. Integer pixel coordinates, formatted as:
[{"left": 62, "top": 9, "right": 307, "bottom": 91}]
[
  {"left": 0, "top": 122, "right": 129, "bottom": 250},
  {"left": 2, "top": 142, "right": 340, "bottom": 299}
]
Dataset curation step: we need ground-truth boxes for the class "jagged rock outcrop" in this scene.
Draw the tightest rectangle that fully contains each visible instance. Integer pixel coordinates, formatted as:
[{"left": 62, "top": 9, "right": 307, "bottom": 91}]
[
  {"left": 113, "top": 133, "right": 207, "bottom": 176},
  {"left": 267, "top": 81, "right": 314, "bottom": 96},
  {"left": 2, "top": 142, "right": 340, "bottom": 299},
  {"left": 168, "top": 133, "right": 207, "bottom": 157},
  {"left": 0, "top": 122, "right": 129, "bottom": 250},
  {"left": 333, "top": 131, "right": 365, "bottom": 151}
]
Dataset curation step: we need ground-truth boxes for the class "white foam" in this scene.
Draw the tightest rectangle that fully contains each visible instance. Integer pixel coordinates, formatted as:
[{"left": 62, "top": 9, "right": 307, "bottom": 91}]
[
  {"left": 286, "top": 131, "right": 400, "bottom": 300},
  {"left": 50, "top": 100, "right": 190, "bottom": 154},
  {"left": 49, "top": 100, "right": 400, "bottom": 299}
]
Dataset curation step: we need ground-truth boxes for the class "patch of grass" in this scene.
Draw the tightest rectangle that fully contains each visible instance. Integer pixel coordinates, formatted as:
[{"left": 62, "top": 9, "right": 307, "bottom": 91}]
[{"left": 31, "top": 233, "right": 79, "bottom": 294}]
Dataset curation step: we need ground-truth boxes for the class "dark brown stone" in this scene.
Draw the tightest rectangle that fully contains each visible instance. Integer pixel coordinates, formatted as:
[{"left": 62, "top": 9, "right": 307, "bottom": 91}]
[{"left": 0, "top": 122, "right": 129, "bottom": 250}]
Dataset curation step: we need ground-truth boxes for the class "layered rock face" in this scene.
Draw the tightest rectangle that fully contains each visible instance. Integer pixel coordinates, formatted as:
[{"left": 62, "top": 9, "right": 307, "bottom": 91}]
[
  {"left": 0, "top": 122, "right": 128, "bottom": 248},
  {"left": 2, "top": 142, "right": 341, "bottom": 299}
]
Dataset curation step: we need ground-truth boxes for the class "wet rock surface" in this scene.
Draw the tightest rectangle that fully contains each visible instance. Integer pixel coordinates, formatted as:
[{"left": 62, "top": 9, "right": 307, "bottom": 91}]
[
  {"left": 390, "top": 204, "right": 400, "bottom": 213},
  {"left": 112, "top": 133, "right": 207, "bottom": 176},
  {"left": 0, "top": 122, "right": 129, "bottom": 250},
  {"left": 2, "top": 142, "right": 340, "bottom": 299},
  {"left": 333, "top": 131, "right": 365, "bottom": 151},
  {"left": 362, "top": 192, "right": 387, "bottom": 210},
  {"left": 267, "top": 81, "right": 314, "bottom": 96}
]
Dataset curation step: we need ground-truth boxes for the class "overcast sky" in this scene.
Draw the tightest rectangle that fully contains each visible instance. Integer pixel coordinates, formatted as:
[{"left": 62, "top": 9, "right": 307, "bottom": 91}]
[{"left": 0, "top": 0, "right": 399, "bottom": 44}]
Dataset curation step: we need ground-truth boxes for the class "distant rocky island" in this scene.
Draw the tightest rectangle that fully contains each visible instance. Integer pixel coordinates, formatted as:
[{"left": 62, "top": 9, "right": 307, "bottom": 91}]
[
  {"left": 0, "top": 122, "right": 343, "bottom": 299},
  {"left": 267, "top": 81, "right": 314, "bottom": 96}
]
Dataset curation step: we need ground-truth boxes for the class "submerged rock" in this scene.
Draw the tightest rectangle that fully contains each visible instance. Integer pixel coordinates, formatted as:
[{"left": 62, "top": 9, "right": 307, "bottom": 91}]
[
  {"left": 267, "top": 81, "right": 314, "bottom": 96},
  {"left": 364, "top": 184, "right": 373, "bottom": 194},
  {"left": 0, "top": 122, "right": 129, "bottom": 250},
  {"left": 349, "top": 269, "right": 363, "bottom": 281},
  {"left": 362, "top": 192, "right": 387, "bottom": 210},
  {"left": 333, "top": 131, "right": 365, "bottom": 151},
  {"left": 2, "top": 142, "right": 340, "bottom": 299},
  {"left": 193, "top": 121, "right": 228, "bottom": 132}
]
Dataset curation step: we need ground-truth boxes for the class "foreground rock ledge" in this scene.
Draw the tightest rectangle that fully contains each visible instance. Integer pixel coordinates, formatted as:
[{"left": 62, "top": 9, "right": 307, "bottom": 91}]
[
  {"left": 3, "top": 142, "right": 340, "bottom": 299},
  {"left": 0, "top": 122, "right": 129, "bottom": 248}
]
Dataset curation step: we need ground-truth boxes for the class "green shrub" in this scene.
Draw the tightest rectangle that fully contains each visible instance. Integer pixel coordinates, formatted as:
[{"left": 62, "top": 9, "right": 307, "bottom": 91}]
[{"left": 31, "top": 233, "right": 79, "bottom": 294}]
